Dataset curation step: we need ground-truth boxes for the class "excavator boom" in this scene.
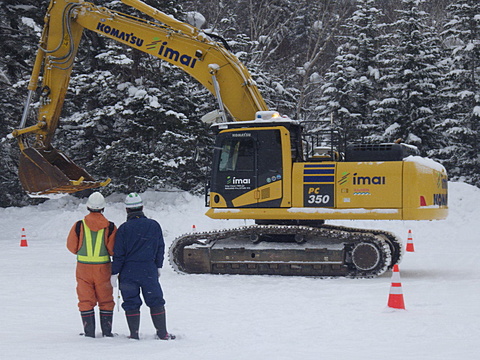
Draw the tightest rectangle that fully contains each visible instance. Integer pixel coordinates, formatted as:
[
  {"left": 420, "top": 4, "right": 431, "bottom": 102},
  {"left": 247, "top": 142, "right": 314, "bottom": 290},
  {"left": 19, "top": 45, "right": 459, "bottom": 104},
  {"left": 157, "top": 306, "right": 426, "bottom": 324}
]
[{"left": 12, "top": 0, "right": 268, "bottom": 194}]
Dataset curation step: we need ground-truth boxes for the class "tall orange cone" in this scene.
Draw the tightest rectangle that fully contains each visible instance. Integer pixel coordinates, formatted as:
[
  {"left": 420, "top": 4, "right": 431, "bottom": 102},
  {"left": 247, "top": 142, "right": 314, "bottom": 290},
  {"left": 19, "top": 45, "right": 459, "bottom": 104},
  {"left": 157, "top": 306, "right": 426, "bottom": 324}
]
[
  {"left": 192, "top": 224, "right": 197, "bottom": 232},
  {"left": 20, "top": 228, "right": 28, "bottom": 247},
  {"left": 406, "top": 229, "right": 415, "bottom": 252},
  {"left": 387, "top": 264, "right": 405, "bottom": 309}
]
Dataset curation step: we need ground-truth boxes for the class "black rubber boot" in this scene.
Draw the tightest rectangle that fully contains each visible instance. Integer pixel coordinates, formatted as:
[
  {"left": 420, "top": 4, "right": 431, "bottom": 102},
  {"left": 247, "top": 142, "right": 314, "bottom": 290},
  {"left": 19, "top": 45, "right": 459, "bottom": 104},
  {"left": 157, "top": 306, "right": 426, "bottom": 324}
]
[
  {"left": 100, "top": 310, "right": 114, "bottom": 337},
  {"left": 125, "top": 309, "right": 140, "bottom": 340},
  {"left": 80, "top": 310, "right": 95, "bottom": 338},
  {"left": 151, "top": 306, "right": 176, "bottom": 340}
]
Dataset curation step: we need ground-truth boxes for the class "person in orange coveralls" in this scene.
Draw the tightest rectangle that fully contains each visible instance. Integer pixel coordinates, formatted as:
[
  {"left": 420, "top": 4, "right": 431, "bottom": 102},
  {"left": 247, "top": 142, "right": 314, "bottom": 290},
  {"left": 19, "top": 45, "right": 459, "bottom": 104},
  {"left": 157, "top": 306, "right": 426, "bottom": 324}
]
[{"left": 67, "top": 192, "right": 117, "bottom": 338}]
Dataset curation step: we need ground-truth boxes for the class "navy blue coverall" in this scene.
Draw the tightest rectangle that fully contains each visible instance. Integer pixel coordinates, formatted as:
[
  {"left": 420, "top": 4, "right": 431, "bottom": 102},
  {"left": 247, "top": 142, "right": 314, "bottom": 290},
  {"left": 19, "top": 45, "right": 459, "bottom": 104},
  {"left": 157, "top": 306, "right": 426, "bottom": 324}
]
[{"left": 112, "top": 211, "right": 165, "bottom": 311}]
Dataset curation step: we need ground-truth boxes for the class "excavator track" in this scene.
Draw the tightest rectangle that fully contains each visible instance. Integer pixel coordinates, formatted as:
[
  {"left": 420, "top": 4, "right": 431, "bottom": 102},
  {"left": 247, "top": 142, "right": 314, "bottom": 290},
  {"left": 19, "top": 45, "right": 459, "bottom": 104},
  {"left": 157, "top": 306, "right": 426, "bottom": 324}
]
[{"left": 169, "top": 224, "right": 402, "bottom": 278}]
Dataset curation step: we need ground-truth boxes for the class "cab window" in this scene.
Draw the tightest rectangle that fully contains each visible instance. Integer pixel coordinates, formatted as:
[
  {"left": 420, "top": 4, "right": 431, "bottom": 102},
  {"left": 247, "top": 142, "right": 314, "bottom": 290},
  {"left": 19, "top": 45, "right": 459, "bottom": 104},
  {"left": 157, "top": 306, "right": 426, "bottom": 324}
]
[{"left": 218, "top": 137, "right": 254, "bottom": 172}]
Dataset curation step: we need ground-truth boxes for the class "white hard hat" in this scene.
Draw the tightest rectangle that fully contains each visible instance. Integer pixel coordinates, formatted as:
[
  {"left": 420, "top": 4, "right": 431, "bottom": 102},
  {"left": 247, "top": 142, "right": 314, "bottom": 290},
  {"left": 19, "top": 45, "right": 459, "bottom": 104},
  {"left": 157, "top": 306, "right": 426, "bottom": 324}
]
[
  {"left": 125, "top": 192, "right": 143, "bottom": 209},
  {"left": 86, "top": 192, "right": 106, "bottom": 211}
]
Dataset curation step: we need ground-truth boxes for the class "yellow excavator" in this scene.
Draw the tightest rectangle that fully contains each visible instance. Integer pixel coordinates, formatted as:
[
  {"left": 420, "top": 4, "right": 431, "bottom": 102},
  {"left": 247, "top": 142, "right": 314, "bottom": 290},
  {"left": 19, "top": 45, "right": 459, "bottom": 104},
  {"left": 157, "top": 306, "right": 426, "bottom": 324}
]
[{"left": 12, "top": 0, "right": 448, "bottom": 277}]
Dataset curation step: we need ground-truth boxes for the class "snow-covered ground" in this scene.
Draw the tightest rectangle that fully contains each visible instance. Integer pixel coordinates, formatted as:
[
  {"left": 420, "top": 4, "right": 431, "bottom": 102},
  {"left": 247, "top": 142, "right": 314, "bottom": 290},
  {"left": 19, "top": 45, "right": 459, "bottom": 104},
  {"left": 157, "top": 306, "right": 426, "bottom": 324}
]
[{"left": 1, "top": 182, "right": 478, "bottom": 360}]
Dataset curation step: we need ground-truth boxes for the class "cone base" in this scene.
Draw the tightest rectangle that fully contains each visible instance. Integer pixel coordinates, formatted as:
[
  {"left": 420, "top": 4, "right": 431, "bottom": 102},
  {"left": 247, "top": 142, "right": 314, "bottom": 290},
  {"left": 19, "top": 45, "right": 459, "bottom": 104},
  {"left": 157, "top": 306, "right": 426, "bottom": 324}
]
[{"left": 388, "top": 295, "right": 405, "bottom": 310}]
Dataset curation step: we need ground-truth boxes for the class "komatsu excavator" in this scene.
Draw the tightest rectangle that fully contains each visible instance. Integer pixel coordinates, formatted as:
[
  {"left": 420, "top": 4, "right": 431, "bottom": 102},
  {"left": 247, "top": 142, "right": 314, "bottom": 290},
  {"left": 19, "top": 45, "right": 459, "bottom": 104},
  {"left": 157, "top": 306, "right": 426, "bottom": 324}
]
[{"left": 11, "top": 0, "right": 448, "bottom": 278}]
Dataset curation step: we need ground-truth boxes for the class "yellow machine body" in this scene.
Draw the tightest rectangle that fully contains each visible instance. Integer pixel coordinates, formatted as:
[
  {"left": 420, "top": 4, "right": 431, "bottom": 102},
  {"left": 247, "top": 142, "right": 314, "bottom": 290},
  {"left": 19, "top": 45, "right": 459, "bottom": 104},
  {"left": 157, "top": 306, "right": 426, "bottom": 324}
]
[{"left": 207, "top": 123, "right": 447, "bottom": 222}]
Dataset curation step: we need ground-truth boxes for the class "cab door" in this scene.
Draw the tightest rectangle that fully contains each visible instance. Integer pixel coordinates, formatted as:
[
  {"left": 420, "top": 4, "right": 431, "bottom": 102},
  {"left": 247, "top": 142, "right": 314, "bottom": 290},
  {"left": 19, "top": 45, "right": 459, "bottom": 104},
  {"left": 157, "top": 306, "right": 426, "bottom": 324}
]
[{"left": 210, "top": 128, "right": 283, "bottom": 208}]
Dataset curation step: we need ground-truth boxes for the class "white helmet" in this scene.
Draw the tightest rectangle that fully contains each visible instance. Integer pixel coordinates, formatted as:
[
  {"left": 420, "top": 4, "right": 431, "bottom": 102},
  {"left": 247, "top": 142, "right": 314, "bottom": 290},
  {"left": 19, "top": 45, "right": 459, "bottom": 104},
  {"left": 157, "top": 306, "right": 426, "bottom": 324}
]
[
  {"left": 86, "top": 192, "right": 106, "bottom": 211},
  {"left": 125, "top": 192, "right": 143, "bottom": 209}
]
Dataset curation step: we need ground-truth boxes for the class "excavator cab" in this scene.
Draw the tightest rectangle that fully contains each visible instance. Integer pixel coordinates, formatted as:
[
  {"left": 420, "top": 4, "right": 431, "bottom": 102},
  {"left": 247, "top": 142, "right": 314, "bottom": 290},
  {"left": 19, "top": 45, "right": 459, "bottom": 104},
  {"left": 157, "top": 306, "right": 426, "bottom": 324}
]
[
  {"left": 208, "top": 114, "right": 303, "bottom": 210},
  {"left": 18, "top": 145, "right": 110, "bottom": 195}
]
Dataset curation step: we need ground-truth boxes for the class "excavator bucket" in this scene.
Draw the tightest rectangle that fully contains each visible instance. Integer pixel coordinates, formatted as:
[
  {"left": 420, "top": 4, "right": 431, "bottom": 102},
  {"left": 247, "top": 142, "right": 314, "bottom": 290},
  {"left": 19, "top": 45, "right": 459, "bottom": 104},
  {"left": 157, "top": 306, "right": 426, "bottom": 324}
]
[{"left": 18, "top": 147, "right": 110, "bottom": 194}]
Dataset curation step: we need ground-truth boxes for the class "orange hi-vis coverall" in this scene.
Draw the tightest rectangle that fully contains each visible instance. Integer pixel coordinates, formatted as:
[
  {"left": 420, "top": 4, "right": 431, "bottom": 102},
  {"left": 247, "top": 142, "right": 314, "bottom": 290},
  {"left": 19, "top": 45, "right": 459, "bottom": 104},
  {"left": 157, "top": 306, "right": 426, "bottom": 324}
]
[{"left": 67, "top": 212, "right": 117, "bottom": 312}]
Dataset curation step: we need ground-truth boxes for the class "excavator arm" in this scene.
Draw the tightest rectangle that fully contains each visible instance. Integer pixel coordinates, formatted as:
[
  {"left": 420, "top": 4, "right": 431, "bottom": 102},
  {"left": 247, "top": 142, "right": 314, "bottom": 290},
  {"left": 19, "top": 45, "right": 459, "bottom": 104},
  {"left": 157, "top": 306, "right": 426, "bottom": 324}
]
[{"left": 11, "top": 0, "right": 268, "bottom": 194}]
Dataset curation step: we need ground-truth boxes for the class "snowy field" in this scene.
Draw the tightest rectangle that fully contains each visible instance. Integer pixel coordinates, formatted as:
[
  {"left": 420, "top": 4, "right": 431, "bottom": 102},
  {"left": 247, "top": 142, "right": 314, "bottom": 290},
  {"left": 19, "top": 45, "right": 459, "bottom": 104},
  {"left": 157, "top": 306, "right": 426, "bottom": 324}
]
[{"left": 0, "top": 181, "right": 478, "bottom": 360}]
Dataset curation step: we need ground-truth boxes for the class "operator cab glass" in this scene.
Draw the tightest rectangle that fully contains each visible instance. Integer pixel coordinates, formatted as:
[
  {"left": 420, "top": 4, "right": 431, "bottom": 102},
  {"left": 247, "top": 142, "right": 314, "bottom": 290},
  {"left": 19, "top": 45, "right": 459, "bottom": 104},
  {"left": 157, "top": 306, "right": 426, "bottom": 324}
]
[{"left": 218, "top": 138, "right": 255, "bottom": 172}]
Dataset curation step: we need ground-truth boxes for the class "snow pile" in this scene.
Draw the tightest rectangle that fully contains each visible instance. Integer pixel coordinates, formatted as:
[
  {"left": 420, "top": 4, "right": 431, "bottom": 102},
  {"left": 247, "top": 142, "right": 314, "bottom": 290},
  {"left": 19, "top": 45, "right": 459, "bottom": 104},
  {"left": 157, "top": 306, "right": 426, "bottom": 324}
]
[{"left": 0, "top": 182, "right": 478, "bottom": 359}]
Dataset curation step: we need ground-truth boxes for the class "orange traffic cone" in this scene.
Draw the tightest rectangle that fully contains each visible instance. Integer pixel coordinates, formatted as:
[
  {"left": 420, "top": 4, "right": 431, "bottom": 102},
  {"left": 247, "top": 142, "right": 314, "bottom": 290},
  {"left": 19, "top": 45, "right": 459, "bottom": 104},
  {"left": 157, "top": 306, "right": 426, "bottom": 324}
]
[
  {"left": 387, "top": 264, "right": 405, "bottom": 309},
  {"left": 20, "top": 228, "right": 28, "bottom": 247},
  {"left": 192, "top": 224, "right": 197, "bottom": 232},
  {"left": 406, "top": 229, "right": 415, "bottom": 252}
]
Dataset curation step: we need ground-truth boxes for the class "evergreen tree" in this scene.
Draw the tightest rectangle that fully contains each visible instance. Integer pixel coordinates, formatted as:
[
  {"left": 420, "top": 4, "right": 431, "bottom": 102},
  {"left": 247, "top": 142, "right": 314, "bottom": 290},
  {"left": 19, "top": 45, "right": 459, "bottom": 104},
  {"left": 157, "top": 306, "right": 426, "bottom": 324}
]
[
  {"left": 290, "top": 0, "right": 353, "bottom": 122},
  {"left": 318, "top": 0, "right": 384, "bottom": 145},
  {"left": 376, "top": 0, "right": 443, "bottom": 153},
  {"left": 0, "top": 0, "right": 49, "bottom": 207},
  {"left": 434, "top": 0, "right": 480, "bottom": 185}
]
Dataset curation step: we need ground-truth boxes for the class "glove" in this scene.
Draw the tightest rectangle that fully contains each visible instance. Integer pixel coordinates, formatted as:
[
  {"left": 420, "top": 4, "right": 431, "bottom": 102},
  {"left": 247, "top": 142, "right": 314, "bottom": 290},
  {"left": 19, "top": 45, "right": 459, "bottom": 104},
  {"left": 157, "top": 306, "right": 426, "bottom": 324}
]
[
  {"left": 111, "top": 274, "right": 119, "bottom": 288},
  {"left": 158, "top": 268, "right": 162, "bottom": 278}
]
